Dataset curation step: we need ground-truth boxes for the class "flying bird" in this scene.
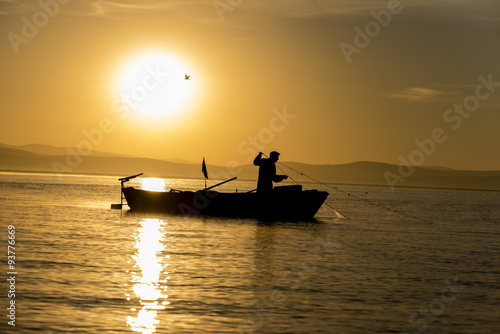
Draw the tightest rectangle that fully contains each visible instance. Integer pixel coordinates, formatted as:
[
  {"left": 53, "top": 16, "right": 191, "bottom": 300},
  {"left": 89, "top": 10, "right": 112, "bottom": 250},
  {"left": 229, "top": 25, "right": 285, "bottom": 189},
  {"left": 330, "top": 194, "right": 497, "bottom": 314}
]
[{"left": 184, "top": 75, "right": 190, "bottom": 80}]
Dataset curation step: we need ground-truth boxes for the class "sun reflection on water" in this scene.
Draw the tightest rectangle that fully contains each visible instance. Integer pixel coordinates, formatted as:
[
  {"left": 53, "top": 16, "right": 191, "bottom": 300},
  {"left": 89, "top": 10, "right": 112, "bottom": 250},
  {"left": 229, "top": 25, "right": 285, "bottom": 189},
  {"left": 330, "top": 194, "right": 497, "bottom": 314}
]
[
  {"left": 140, "top": 178, "right": 167, "bottom": 192},
  {"left": 126, "top": 218, "right": 169, "bottom": 333}
]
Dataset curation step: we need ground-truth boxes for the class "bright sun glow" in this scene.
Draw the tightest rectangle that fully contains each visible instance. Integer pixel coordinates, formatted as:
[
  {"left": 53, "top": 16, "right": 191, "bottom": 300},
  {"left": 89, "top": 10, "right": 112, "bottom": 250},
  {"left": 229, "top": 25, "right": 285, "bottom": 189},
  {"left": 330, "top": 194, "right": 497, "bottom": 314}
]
[{"left": 115, "top": 51, "right": 197, "bottom": 119}]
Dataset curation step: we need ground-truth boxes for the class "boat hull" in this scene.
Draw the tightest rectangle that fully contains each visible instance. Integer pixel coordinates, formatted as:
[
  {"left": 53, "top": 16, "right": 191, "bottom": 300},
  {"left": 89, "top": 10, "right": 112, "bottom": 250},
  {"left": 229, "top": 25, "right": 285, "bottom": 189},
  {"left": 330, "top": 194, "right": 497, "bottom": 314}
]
[{"left": 122, "top": 186, "right": 328, "bottom": 220}]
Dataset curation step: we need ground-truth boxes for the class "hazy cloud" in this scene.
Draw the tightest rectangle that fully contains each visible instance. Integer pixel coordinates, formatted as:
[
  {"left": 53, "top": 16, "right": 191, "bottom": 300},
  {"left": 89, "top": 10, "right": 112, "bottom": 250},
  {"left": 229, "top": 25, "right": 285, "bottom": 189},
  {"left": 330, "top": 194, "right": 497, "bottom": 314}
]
[
  {"left": 0, "top": 0, "right": 27, "bottom": 14},
  {"left": 0, "top": 0, "right": 205, "bottom": 17},
  {"left": 91, "top": 0, "right": 182, "bottom": 13},
  {"left": 64, "top": 0, "right": 186, "bottom": 17},
  {"left": 283, "top": 0, "right": 500, "bottom": 23},
  {"left": 387, "top": 87, "right": 457, "bottom": 102},
  {"left": 3, "top": 0, "right": 498, "bottom": 22}
]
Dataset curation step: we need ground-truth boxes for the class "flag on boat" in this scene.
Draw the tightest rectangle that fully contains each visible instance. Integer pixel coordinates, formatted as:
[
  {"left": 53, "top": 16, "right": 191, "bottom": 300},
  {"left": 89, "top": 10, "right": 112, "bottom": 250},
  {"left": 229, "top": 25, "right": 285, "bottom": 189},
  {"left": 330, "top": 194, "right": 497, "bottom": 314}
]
[{"left": 202, "top": 157, "right": 209, "bottom": 179}]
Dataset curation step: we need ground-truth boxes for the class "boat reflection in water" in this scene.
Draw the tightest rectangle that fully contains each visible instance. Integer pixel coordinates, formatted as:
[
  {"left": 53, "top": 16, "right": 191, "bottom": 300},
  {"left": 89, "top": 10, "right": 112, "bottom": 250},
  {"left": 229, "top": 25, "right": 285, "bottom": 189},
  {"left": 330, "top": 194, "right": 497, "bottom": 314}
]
[{"left": 126, "top": 218, "right": 170, "bottom": 333}]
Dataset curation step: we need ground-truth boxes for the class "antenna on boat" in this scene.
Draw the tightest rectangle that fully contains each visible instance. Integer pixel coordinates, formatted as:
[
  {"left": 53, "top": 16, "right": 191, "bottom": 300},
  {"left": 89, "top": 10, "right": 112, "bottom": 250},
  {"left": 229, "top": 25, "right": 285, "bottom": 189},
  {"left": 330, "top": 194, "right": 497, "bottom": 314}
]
[{"left": 111, "top": 173, "right": 143, "bottom": 209}]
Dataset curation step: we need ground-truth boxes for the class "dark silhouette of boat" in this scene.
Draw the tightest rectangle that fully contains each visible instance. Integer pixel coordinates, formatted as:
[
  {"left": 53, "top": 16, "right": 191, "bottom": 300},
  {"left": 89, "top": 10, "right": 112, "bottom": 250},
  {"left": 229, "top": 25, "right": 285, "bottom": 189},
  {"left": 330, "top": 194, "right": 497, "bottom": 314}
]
[{"left": 115, "top": 174, "right": 328, "bottom": 220}]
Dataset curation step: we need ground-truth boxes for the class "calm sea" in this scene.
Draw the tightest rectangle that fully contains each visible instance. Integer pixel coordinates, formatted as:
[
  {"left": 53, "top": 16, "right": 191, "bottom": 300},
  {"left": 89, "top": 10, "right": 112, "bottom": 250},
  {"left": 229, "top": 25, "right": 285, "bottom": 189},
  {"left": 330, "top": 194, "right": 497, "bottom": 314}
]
[{"left": 1, "top": 172, "right": 499, "bottom": 334}]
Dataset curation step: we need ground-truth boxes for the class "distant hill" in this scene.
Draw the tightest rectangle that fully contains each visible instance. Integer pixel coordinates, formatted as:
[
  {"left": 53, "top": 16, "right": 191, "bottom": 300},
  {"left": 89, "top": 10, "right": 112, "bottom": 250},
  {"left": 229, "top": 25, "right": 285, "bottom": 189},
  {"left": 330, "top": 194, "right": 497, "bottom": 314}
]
[
  {"left": 0, "top": 144, "right": 499, "bottom": 191},
  {"left": 282, "top": 161, "right": 500, "bottom": 191},
  {"left": 0, "top": 143, "right": 136, "bottom": 158}
]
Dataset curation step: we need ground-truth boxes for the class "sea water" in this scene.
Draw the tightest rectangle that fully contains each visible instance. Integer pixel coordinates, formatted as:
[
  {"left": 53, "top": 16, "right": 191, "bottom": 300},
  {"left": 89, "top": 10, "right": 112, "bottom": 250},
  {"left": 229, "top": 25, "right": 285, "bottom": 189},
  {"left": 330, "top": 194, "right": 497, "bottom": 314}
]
[{"left": 0, "top": 172, "right": 499, "bottom": 334}]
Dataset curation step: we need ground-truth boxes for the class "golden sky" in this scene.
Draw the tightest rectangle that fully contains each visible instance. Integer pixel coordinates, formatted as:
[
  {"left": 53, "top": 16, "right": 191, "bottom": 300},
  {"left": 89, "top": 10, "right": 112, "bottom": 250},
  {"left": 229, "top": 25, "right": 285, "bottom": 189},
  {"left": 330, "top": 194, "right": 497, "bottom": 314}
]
[{"left": 1, "top": 0, "right": 499, "bottom": 170}]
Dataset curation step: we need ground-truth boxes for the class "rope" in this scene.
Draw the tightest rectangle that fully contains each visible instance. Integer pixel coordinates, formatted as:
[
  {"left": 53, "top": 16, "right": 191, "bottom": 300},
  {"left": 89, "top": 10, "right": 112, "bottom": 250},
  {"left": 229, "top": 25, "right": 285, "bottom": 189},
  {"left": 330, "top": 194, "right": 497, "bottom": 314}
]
[
  {"left": 261, "top": 156, "right": 347, "bottom": 219},
  {"left": 276, "top": 161, "right": 434, "bottom": 224},
  {"left": 275, "top": 163, "right": 300, "bottom": 186}
]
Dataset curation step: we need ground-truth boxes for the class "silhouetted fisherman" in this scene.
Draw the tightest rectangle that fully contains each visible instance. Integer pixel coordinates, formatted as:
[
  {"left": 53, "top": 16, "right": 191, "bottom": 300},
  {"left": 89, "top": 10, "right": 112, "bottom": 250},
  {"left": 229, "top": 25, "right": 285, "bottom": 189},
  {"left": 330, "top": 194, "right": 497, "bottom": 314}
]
[{"left": 253, "top": 151, "right": 288, "bottom": 194}]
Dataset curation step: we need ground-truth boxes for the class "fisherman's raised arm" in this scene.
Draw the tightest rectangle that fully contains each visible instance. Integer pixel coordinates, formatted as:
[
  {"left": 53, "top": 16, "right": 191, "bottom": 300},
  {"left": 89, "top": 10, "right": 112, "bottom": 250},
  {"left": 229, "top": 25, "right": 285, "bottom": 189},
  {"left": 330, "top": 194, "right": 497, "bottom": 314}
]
[{"left": 253, "top": 152, "right": 263, "bottom": 166}]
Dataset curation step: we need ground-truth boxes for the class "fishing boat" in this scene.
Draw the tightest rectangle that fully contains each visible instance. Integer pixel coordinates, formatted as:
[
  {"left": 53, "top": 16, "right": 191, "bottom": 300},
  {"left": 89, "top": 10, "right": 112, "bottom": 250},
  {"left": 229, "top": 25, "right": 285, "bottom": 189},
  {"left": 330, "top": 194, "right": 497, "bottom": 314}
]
[{"left": 114, "top": 174, "right": 329, "bottom": 220}]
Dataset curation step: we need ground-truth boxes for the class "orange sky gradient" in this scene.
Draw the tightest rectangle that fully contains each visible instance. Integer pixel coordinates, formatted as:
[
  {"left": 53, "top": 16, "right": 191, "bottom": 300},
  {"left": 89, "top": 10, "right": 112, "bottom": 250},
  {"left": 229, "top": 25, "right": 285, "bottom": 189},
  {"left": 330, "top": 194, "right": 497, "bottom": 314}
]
[{"left": 1, "top": 0, "right": 499, "bottom": 170}]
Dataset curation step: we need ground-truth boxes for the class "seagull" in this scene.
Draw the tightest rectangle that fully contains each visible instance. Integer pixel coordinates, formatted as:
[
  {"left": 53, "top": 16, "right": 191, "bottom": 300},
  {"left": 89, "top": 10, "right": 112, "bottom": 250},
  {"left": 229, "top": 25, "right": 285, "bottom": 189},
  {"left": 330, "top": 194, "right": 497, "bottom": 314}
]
[{"left": 184, "top": 75, "right": 190, "bottom": 80}]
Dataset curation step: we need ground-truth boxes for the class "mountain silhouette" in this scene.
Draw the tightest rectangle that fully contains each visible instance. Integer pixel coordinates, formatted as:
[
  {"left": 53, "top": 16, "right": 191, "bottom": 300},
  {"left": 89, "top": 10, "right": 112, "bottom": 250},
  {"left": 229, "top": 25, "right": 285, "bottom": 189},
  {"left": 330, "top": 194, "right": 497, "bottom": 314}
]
[{"left": 0, "top": 144, "right": 499, "bottom": 191}]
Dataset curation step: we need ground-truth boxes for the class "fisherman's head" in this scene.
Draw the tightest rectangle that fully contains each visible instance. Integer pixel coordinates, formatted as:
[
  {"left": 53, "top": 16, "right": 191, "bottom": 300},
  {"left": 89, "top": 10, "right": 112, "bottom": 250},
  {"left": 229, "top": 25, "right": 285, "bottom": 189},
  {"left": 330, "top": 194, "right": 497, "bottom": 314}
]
[{"left": 269, "top": 151, "right": 280, "bottom": 162}]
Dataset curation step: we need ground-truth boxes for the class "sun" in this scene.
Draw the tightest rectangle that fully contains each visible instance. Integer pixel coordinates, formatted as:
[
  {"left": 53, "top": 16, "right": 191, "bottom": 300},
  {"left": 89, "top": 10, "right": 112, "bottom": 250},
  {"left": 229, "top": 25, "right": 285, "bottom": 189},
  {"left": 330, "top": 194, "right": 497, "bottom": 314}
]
[{"left": 114, "top": 51, "right": 197, "bottom": 119}]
